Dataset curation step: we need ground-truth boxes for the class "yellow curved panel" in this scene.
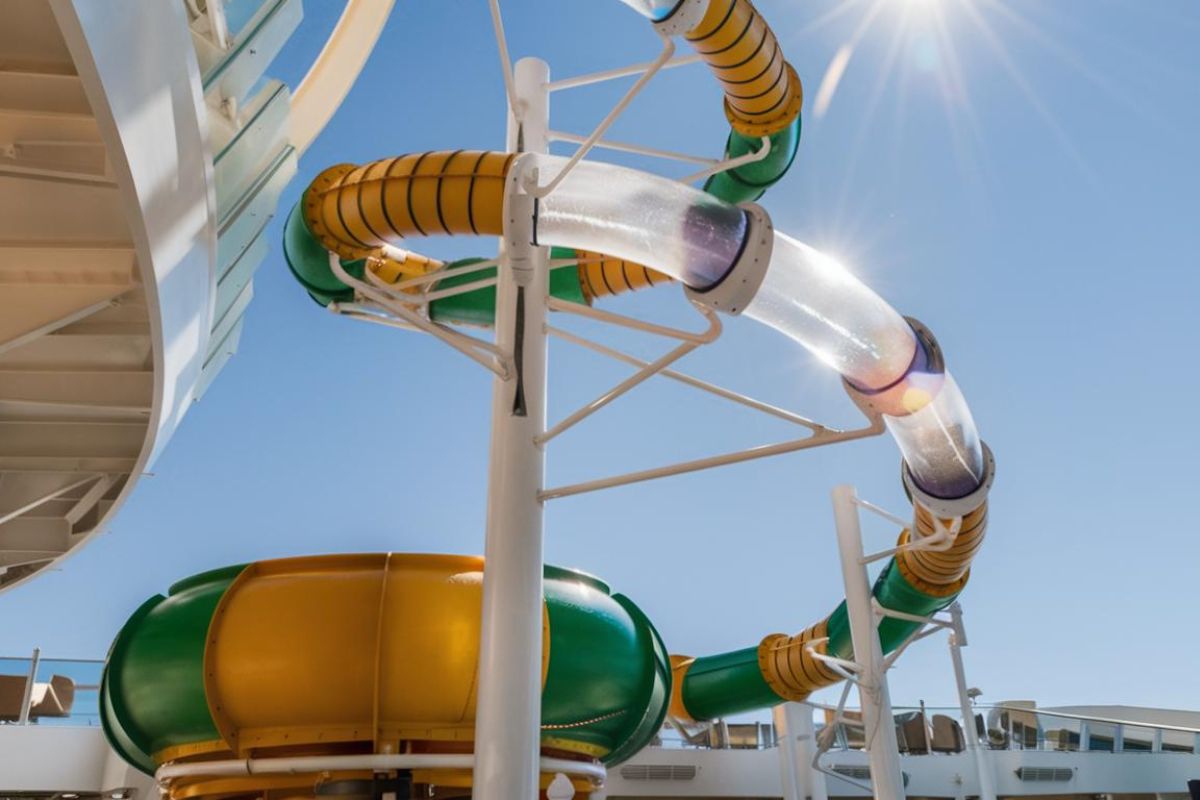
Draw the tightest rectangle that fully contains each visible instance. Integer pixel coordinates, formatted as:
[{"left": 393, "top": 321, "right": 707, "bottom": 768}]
[{"left": 202, "top": 553, "right": 549, "bottom": 756}]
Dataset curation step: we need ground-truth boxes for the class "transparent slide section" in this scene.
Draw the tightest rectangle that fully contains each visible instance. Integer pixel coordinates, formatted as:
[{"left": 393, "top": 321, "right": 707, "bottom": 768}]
[
  {"left": 741, "top": 233, "right": 916, "bottom": 391},
  {"left": 615, "top": 0, "right": 681, "bottom": 21},
  {"left": 885, "top": 372, "right": 985, "bottom": 499},
  {"left": 534, "top": 157, "right": 749, "bottom": 288},
  {"left": 532, "top": 154, "right": 984, "bottom": 499}
]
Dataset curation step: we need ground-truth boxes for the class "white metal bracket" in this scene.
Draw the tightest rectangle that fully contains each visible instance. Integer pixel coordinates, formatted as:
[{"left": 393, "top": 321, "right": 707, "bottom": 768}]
[
  {"left": 327, "top": 254, "right": 511, "bottom": 378},
  {"left": 538, "top": 296, "right": 885, "bottom": 501},
  {"left": 525, "top": 34, "right": 677, "bottom": 198}
]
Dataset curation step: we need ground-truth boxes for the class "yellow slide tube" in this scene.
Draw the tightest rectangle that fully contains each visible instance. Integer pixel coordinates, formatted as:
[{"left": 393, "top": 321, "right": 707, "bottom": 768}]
[
  {"left": 303, "top": 151, "right": 516, "bottom": 258},
  {"left": 575, "top": 249, "right": 673, "bottom": 300},
  {"left": 685, "top": 0, "right": 804, "bottom": 137},
  {"left": 896, "top": 501, "right": 989, "bottom": 596}
]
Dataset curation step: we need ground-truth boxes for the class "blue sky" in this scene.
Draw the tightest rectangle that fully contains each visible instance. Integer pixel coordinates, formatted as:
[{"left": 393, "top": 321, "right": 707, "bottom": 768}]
[{"left": 3, "top": 0, "right": 1199, "bottom": 715}]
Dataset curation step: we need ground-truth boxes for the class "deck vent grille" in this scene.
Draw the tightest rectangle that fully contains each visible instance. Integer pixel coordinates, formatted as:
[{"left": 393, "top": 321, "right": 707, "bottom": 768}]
[
  {"left": 1016, "top": 767, "right": 1074, "bottom": 781},
  {"left": 618, "top": 764, "right": 697, "bottom": 781}
]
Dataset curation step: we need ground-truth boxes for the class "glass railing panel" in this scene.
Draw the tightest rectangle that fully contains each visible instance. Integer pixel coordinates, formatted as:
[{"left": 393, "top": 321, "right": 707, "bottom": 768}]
[
  {"left": 0, "top": 655, "right": 103, "bottom": 727},
  {"left": 1088, "top": 720, "right": 1117, "bottom": 752},
  {"left": 203, "top": 0, "right": 302, "bottom": 105},
  {"left": 1161, "top": 729, "right": 1196, "bottom": 754},
  {"left": 638, "top": 707, "right": 1200, "bottom": 755},
  {"left": 1122, "top": 724, "right": 1156, "bottom": 753},
  {"left": 222, "top": 0, "right": 272, "bottom": 38},
  {"left": 1037, "top": 712, "right": 1081, "bottom": 752}
]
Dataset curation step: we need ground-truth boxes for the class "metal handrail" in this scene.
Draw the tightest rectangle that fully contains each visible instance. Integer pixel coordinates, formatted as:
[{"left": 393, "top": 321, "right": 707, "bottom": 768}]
[
  {"left": 990, "top": 704, "right": 1200, "bottom": 736},
  {"left": 0, "top": 655, "right": 104, "bottom": 664}
]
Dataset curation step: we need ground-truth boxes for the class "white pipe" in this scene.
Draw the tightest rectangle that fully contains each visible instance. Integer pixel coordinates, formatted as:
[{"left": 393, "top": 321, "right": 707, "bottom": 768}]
[
  {"left": 548, "top": 130, "right": 716, "bottom": 166},
  {"left": 679, "top": 135, "right": 771, "bottom": 185},
  {"left": 949, "top": 604, "right": 998, "bottom": 800},
  {"left": 289, "top": 0, "right": 396, "bottom": 154},
  {"left": 329, "top": 255, "right": 507, "bottom": 376},
  {"left": 831, "top": 485, "right": 906, "bottom": 800},
  {"left": 536, "top": 308, "right": 720, "bottom": 444},
  {"left": 157, "top": 753, "right": 603, "bottom": 782},
  {"left": 774, "top": 703, "right": 828, "bottom": 800},
  {"left": 540, "top": 418, "right": 883, "bottom": 501},
  {"left": 472, "top": 57, "right": 551, "bottom": 800},
  {"left": 545, "top": 325, "right": 823, "bottom": 430},
  {"left": 545, "top": 296, "right": 715, "bottom": 343},
  {"left": 528, "top": 35, "right": 675, "bottom": 199},
  {"left": 546, "top": 53, "right": 702, "bottom": 92}
]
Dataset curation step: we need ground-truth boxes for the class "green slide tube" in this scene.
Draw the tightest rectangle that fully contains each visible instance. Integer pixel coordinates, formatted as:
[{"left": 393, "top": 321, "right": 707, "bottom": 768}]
[
  {"left": 704, "top": 118, "right": 802, "bottom": 206},
  {"left": 282, "top": 204, "right": 588, "bottom": 321},
  {"left": 678, "top": 561, "right": 962, "bottom": 720}
]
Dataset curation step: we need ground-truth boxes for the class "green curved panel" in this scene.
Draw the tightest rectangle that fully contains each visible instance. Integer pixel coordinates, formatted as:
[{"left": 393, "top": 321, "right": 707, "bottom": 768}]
[
  {"left": 603, "top": 593, "right": 671, "bottom": 765},
  {"left": 281, "top": 201, "right": 365, "bottom": 306},
  {"left": 102, "top": 564, "right": 247, "bottom": 774},
  {"left": 100, "top": 595, "right": 164, "bottom": 775},
  {"left": 541, "top": 566, "right": 668, "bottom": 763}
]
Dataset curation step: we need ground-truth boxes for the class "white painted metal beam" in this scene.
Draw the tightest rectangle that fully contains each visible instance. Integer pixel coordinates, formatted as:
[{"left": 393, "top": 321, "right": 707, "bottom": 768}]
[
  {"left": 0, "top": 420, "right": 145, "bottom": 459},
  {"left": 0, "top": 68, "right": 89, "bottom": 116},
  {"left": 0, "top": 516, "right": 70, "bottom": 551},
  {"left": 0, "top": 369, "right": 152, "bottom": 407},
  {"left": 0, "top": 286, "right": 129, "bottom": 354}
]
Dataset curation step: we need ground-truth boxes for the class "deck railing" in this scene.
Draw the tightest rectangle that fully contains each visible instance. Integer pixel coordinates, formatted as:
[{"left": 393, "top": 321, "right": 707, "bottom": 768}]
[
  {"left": 653, "top": 705, "right": 1200, "bottom": 757},
  {"left": 0, "top": 650, "right": 103, "bottom": 727},
  {"left": 6, "top": 653, "right": 1199, "bottom": 760}
]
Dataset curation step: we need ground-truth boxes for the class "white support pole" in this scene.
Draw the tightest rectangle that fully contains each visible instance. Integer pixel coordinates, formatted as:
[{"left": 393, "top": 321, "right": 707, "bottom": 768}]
[
  {"left": 831, "top": 485, "right": 905, "bottom": 800},
  {"left": 948, "top": 604, "right": 997, "bottom": 800},
  {"left": 473, "top": 57, "right": 551, "bottom": 800},
  {"left": 773, "top": 702, "right": 828, "bottom": 800}
]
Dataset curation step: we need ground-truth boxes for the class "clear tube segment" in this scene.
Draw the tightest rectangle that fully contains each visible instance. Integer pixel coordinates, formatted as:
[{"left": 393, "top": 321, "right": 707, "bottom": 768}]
[
  {"left": 744, "top": 233, "right": 917, "bottom": 391},
  {"left": 615, "top": 0, "right": 683, "bottom": 21},
  {"left": 533, "top": 156, "right": 748, "bottom": 288},
  {"left": 529, "top": 155, "right": 984, "bottom": 500},
  {"left": 884, "top": 372, "right": 984, "bottom": 499}
]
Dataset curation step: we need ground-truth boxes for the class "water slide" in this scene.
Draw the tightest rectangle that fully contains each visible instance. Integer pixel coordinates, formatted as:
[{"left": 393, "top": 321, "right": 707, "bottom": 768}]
[{"left": 101, "top": 0, "right": 994, "bottom": 796}]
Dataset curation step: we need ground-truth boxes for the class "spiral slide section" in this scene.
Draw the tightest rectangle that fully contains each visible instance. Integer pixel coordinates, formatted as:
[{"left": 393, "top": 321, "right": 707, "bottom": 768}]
[
  {"left": 101, "top": 0, "right": 995, "bottom": 794},
  {"left": 287, "top": 146, "right": 994, "bottom": 722},
  {"left": 279, "top": 0, "right": 994, "bottom": 731},
  {"left": 281, "top": 0, "right": 996, "bottom": 718}
]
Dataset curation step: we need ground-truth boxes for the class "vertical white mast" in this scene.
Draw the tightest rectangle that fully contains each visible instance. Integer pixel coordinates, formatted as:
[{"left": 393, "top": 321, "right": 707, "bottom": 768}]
[
  {"left": 832, "top": 485, "right": 906, "bottom": 800},
  {"left": 473, "top": 57, "right": 551, "bottom": 800},
  {"left": 949, "top": 604, "right": 998, "bottom": 800}
]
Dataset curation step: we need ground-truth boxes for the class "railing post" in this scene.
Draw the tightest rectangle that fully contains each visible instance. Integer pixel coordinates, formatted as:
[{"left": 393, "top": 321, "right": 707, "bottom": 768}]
[{"left": 17, "top": 647, "right": 40, "bottom": 725}]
